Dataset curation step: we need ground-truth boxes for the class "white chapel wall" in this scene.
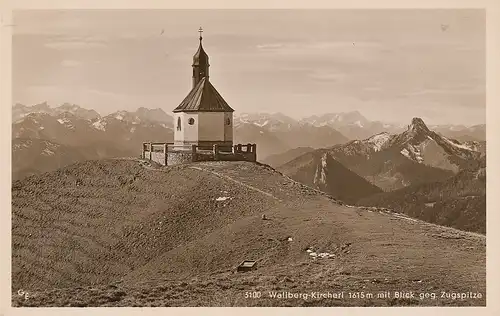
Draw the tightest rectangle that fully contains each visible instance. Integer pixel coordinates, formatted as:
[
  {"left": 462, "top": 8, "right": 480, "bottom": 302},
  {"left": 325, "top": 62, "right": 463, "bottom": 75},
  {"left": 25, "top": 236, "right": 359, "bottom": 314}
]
[
  {"left": 198, "top": 112, "right": 225, "bottom": 141},
  {"left": 174, "top": 112, "right": 199, "bottom": 143}
]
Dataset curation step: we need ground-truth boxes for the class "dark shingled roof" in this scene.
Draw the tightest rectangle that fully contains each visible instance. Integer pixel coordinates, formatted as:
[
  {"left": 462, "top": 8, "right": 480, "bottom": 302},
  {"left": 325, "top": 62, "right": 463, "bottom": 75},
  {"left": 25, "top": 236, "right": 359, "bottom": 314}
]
[
  {"left": 192, "top": 42, "right": 209, "bottom": 66},
  {"left": 173, "top": 77, "right": 234, "bottom": 113}
]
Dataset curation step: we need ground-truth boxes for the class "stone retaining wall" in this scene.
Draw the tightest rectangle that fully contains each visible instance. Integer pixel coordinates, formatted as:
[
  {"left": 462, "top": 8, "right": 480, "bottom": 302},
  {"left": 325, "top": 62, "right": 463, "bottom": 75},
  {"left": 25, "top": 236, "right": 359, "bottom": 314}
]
[
  {"left": 142, "top": 142, "right": 257, "bottom": 166},
  {"left": 167, "top": 151, "right": 194, "bottom": 166}
]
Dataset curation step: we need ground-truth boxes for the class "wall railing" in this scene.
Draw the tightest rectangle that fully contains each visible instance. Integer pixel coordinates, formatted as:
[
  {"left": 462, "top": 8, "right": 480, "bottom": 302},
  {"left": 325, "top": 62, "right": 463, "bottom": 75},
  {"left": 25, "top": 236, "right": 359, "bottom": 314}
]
[{"left": 141, "top": 142, "right": 257, "bottom": 165}]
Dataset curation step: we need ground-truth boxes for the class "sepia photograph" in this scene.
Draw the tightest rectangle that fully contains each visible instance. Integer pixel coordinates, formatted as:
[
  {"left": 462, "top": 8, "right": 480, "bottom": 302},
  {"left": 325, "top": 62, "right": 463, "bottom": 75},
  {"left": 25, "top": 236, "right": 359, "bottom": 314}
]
[{"left": 5, "top": 5, "right": 492, "bottom": 309}]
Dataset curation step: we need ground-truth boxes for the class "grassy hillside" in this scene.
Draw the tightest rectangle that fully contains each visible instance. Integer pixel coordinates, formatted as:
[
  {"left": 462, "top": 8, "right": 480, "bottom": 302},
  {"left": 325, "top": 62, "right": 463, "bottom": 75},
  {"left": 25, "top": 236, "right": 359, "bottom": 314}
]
[{"left": 12, "top": 160, "right": 485, "bottom": 306}]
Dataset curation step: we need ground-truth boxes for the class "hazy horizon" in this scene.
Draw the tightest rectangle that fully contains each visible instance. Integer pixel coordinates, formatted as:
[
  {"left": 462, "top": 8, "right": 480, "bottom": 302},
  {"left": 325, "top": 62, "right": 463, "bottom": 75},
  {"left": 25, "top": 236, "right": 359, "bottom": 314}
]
[{"left": 12, "top": 9, "right": 485, "bottom": 125}]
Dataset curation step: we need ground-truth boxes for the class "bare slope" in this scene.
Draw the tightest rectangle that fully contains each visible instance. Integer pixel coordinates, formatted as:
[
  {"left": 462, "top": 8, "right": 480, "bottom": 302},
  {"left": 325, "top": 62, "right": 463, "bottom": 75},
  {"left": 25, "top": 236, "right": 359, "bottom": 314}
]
[{"left": 12, "top": 160, "right": 485, "bottom": 307}]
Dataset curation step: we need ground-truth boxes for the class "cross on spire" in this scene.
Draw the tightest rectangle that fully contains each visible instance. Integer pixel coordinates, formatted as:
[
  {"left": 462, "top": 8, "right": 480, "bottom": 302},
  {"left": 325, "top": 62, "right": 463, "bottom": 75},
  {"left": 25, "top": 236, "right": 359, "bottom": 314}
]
[{"left": 198, "top": 27, "right": 203, "bottom": 41}]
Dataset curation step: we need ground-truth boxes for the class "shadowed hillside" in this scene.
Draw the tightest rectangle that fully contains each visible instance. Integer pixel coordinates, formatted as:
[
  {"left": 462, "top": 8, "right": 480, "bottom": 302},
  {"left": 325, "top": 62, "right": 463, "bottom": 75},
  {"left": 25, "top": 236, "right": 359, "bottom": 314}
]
[
  {"left": 278, "top": 150, "right": 383, "bottom": 204},
  {"left": 357, "top": 157, "right": 486, "bottom": 233},
  {"left": 12, "top": 160, "right": 485, "bottom": 307}
]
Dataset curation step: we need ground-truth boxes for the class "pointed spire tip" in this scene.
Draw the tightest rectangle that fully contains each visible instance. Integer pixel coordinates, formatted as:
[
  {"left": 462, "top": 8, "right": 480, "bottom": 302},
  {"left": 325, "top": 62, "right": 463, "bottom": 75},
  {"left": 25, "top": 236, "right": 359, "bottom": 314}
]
[{"left": 198, "top": 26, "right": 203, "bottom": 42}]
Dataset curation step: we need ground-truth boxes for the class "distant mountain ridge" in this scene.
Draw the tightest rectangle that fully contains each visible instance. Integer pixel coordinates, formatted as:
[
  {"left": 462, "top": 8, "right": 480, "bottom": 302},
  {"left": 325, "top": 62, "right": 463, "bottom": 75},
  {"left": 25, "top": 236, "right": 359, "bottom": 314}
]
[
  {"left": 280, "top": 117, "right": 482, "bottom": 192},
  {"left": 13, "top": 111, "right": 173, "bottom": 148},
  {"left": 430, "top": 124, "right": 486, "bottom": 142},
  {"left": 233, "top": 112, "right": 350, "bottom": 159},
  {"left": 11, "top": 104, "right": 485, "bottom": 181},
  {"left": 11, "top": 105, "right": 174, "bottom": 180},
  {"left": 341, "top": 117, "right": 483, "bottom": 172},
  {"left": 298, "top": 111, "right": 405, "bottom": 140},
  {"left": 235, "top": 111, "right": 485, "bottom": 142},
  {"left": 13, "top": 102, "right": 101, "bottom": 122},
  {"left": 13, "top": 102, "right": 174, "bottom": 126},
  {"left": 15, "top": 104, "right": 485, "bottom": 141}
]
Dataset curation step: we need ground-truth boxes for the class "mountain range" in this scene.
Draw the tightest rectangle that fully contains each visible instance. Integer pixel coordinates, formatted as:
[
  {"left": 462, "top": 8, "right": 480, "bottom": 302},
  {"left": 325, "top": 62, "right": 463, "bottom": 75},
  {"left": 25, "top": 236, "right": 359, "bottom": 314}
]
[
  {"left": 13, "top": 102, "right": 101, "bottom": 122},
  {"left": 297, "top": 110, "right": 485, "bottom": 142},
  {"left": 13, "top": 103, "right": 486, "bottom": 142},
  {"left": 298, "top": 110, "right": 404, "bottom": 140},
  {"left": 12, "top": 104, "right": 352, "bottom": 175},
  {"left": 12, "top": 105, "right": 173, "bottom": 180},
  {"left": 233, "top": 116, "right": 349, "bottom": 159},
  {"left": 279, "top": 118, "right": 484, "bottom": 192}
]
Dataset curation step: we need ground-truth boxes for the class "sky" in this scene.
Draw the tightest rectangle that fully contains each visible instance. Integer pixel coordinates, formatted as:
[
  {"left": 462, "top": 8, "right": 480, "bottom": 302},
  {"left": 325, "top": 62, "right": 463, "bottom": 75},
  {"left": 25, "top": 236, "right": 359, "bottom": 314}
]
[{"left": 12, "top": 9, "right": 485, "bottom": 125}]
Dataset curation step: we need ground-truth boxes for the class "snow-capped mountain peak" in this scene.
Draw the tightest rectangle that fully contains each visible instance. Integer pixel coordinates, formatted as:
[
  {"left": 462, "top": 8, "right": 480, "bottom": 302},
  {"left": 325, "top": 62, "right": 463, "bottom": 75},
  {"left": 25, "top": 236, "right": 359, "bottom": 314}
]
[
  {"left": 329, "top": 117, "right": 483, "bottom": 178},
  {"left": 57, "top": 117, "right": 75, "bottom": 130},
  {"left": 366, "top": 132, "right": 392, "bottom": 152},
  {"left": 92, "top": 119, "right": 107, "bottom": 131},
  {"left": 113, "top": 111, "right": 127, "bottom": 121},
  {"left": 407, "top": 117, "right": 431, "bottom": 135}
]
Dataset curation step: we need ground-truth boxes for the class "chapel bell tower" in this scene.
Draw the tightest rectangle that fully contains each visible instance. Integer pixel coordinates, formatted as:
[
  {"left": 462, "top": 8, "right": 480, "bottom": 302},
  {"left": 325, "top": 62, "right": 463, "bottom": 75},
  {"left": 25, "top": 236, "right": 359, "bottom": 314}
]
[{"left": 192, "top": 27, "right": 210, "bottom": 88}]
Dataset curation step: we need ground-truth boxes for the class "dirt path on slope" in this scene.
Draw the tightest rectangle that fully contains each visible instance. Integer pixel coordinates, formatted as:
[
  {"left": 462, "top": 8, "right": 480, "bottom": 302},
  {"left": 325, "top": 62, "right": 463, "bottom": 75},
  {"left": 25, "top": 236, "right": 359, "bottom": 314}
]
[{"left": 188, "top": 166, "right": 283, "bottom": 202}]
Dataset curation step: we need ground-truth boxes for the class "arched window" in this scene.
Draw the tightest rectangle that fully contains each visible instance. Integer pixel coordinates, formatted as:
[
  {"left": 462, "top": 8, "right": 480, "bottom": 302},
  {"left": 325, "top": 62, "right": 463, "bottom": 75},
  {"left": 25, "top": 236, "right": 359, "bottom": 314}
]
[
  {"left": 226, "top": 118, "right": 231, "bottom": 126},
  {"left": 188, "top": 118, "right": 195, "bottom": 125},
  {"left": 177, "top": 117, "right": 181, "bottom": 131}
]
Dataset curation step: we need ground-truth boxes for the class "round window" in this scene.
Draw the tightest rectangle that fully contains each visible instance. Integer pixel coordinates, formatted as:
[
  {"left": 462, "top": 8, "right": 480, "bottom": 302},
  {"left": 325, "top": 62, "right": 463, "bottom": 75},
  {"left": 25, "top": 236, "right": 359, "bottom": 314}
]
[{"left": 188, "top": 118, "right": 195, "bottom": 125}]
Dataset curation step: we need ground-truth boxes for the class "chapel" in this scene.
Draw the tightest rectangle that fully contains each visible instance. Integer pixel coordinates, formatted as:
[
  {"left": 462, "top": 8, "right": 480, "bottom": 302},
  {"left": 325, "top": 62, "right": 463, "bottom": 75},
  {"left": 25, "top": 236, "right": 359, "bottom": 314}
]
[
  {"left": 142, "top": 28, "right": 256, "bottom": 165},
  {"left": 172, "top": 27, "right": 234, "bottom": 152}
]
